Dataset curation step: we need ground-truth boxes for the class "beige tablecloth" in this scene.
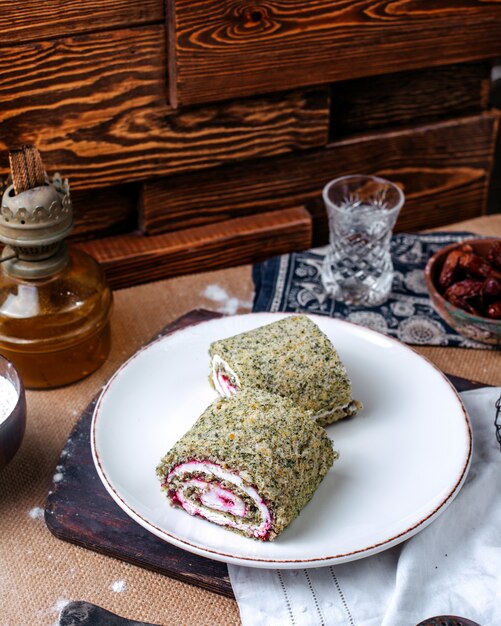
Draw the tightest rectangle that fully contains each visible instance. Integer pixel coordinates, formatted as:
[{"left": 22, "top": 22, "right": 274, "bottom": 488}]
[{"left": 1, "top": 215, "right": 500, "bottom": 626}]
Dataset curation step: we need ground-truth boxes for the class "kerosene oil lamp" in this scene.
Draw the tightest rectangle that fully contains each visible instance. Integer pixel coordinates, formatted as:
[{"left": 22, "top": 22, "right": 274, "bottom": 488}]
[{"left": 0, "top": 145, "right": 113, "bottom": 388}]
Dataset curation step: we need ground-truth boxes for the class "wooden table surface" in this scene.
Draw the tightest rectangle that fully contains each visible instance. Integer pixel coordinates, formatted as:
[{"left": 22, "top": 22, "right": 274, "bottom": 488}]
[{"left": 0, "top": 214, "right": 499, "bottom": 626}]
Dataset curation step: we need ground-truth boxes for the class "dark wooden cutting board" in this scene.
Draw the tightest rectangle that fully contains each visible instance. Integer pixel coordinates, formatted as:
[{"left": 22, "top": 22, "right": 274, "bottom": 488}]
[{"left": 44, "top": 309, "right": 486, "bottom": 599}]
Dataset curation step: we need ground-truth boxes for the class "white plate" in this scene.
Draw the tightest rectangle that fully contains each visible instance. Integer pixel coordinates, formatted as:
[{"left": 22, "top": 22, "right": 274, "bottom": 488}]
[{"left": 91, "top": 313, "right": 471, "bottom": 568}]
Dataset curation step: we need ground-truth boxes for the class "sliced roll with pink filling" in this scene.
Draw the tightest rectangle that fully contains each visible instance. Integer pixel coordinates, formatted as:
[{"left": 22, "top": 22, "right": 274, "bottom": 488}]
[
  {"left": 156, "top": 389, "right": 336, "bottom": 541},
  {"left": 209, "top": 315, "right": 362, "bottom": 426}
]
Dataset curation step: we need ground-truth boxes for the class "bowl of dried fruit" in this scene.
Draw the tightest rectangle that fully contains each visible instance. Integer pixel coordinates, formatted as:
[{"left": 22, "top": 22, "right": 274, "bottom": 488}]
[{"left": 425, "top": 238, "right": 501, "bottom": 345}]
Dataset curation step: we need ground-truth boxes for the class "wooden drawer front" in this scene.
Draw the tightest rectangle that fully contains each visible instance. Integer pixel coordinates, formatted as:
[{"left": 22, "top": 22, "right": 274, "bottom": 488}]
[
  {"left": 142, "top": 113, "right": 499, "bottom": 244},
  {"left": 169, "top": 0, "right": 501, "bottom": 106}
]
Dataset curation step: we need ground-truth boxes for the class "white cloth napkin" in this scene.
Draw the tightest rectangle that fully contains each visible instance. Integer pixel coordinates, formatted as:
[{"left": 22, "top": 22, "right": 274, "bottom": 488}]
[{"left": 228, "top": 387, "right": 501, "bottom": 626}]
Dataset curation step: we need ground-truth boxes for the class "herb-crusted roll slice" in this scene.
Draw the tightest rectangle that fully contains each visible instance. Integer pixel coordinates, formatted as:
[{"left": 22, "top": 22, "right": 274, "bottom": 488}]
[
  {"left": 209, "top": 315, "right": 361, "bottom": 426},
  {"left": 156, "top": 389, "right": 336, "bottom": 541}
]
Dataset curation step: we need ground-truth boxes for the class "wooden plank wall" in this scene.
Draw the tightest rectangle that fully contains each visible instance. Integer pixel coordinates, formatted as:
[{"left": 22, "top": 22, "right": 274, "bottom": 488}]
[
  {"left": 142, "top": 113, "right": 499, "bottom": 246},
  {"left": 489, "top": 64, "right": 501, "bottom": 214},
  {"left": 1, "top": 1, "right": 500, "bottom": 289},
  {"left": 0, "top": 1, "right": 163, "bottom": 42},
  {"left": 168, "top": 0, "right": 501, "bottom": 106}
]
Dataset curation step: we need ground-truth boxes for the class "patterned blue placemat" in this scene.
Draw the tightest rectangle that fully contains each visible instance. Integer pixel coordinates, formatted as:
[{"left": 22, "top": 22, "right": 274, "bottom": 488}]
[{"left": 253, "top": 232, "right": 491, "bottom": 348}]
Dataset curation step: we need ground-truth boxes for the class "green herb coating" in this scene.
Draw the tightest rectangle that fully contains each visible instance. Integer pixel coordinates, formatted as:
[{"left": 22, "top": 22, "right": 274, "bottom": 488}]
[
  {"left": 209, "top": 315, "right": 360, "bottom": 424},
  {"left": 156, "top": 389, "right": 336, "bottom": 540}
]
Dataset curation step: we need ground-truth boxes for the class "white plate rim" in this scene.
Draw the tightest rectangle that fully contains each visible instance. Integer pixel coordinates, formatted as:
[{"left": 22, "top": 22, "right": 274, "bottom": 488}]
[{"left": 91, "top": 312, "right": 472, "bottom": 568}]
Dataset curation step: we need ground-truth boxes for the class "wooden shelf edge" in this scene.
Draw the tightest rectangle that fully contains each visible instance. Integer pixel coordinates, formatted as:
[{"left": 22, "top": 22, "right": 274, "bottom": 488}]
[{"left": 76, "top": 207, "right": 312, "bottom": 290}]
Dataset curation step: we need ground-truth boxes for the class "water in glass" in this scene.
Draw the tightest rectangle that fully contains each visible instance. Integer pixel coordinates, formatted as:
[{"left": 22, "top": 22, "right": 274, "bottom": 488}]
[{"left": 321, "top": 176, "right": 404, "bottom": 306}]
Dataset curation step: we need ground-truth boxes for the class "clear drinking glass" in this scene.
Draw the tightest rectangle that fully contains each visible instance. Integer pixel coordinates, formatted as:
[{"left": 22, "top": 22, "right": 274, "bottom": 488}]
[{"left": 321, "top": 175, "right": 405, "bottom": 306}]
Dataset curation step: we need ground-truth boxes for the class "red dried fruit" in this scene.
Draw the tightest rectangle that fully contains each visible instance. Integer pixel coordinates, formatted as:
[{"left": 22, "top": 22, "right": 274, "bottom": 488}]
[
  {"left": 436, "top": 241, "right": 501, "bottom": 320},
  {"left": 458, "top": 252, "right": 501, "bottom": 280},
  {"left": 445, "top": 278, "right": 483, "bottom": 299},
  {"left": 446, "top": 293, "right": 480, "bottom": 315},
  {"left": 487, "top": 301, "right": 501, "bottom": 319},
  {"left": 438, "top": 249, "right": 462, "bottom": 289},
  {"left": 487, "top": 241, "right": 501, "bottom": 270},
  {"left": 482, "top": 277, "right": 501, "bottom": 301},
  {"left": 445, "top": 279, "right": 483, "bottom": 314}
]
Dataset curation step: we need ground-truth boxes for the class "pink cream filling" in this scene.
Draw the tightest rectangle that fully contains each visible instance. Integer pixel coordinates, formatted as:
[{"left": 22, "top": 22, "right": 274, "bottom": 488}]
[
  {"left": 216, "top": 370, "right": 237, "bottom": 396},
  {"left": 167, "top": 460, "right": 272, "bottom": 539},
  {"left": 212, "top": 355, "right": 240, "bottom": 397},
  {"left": 190, "top": 479, "right": 247, "bottom": 517}
]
